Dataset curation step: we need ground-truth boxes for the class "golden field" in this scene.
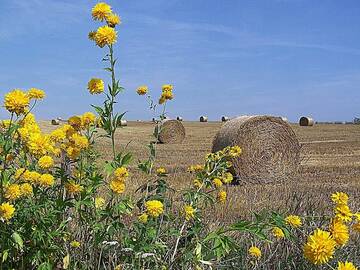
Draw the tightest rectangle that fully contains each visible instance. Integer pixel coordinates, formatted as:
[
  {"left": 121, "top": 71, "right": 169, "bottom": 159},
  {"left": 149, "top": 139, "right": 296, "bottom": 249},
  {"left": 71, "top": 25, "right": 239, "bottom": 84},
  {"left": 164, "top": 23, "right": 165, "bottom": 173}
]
[{"left": 40, "top": 121, "right": 360, "bottom": 223}]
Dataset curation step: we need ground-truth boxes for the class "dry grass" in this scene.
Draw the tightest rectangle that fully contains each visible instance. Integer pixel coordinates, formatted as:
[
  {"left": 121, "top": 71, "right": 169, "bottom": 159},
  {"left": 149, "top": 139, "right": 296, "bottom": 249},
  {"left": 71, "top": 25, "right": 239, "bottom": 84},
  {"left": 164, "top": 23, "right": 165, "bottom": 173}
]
[{"left": 40, "top": 121, "right": 360, "bottom": 223}]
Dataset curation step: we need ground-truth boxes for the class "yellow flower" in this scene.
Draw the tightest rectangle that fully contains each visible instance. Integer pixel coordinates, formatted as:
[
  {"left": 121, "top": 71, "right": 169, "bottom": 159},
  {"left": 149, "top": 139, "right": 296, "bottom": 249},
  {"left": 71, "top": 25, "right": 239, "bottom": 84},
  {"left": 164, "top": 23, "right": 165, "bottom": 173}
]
[
  {"left": 38, "top": 155, "right": 54, "bottom": 169},
  {"left": 71, "top": 134, "right": 89, "bottom": 149},
  {"left": 95, "top": 25, "right": 117, "bottom": 48},
  {"left": 5, "top": 184, "right": 21, "bottom": 201},
  {"left": 162, "top": 84, "right": 173, "bottom": 92},
  {"left": 91, "top": 2, "right": 112, "bottom": 21},
  {"left": 27, "top": 133, "right": 53, "bottom": 157},
  {"left": 285, "top": 215, "right": 302, "bottom": 228},
  {"left": 88, "top": 31, "right": 96, "bottom": 41},
  {"left": 70, "top": 240, "right": 81, "bottom": 248},
  {"left": 272, "top": 227, "right": 285, "bottom": 239},
  {"left": 81, "top": 112, "right": 96, "bottom": 127},
  {"left": 27, "top": 88, "right": 45, "bottom": 99},
  {"left": 161, "top": 91, "right": 173, "bottom": 101},
  {"left": 20, "top": 183, "right": 33, "bottom": 197},
  {"left": 335, "top": 204, "right": 353, "bottom": 223},
  {"left": 248, "top": 246, "right": 261, "bottom": 259},
  {"left": 193, "top": 179, "right": 202, "bottom": 189},
  {"left": 65, "top": 181, "right": 84, "bottom": 194},
  {"left": 24, "top": 171, "right": 41, "bottom": 183},
  {"left": 212, "top": 178, "right": 223, "bottom": 188},
  {"left": 14, "top": 168, "right": 26, "bottom": 180},
  {"left": 188, "top": 165, "right": 203, "bottom": 173},
  {"left": 222, "top": 172, "right": 233, "bottom": 184},
  {"left": 354, "top": 213, "right": 360, "bottom": 221},
  {"left": 95, "top": 197, "right": 106, "bottom": 209},
  {"left": 138, "top": 213, "right": 148, "bottom": 224},
  {"left": 114, "top": 167, "right": 129, "bottom": 179},
  {"left": 156, "top": 167, "right": 166, "bottom": 175},
  {"left": 38, "top": 174, "right": 54, "bottom": 187},
  {"left": 136, "top": 85, "right": 148, "bottom": 95},
  {"left": 184, "top": 205, "right": 195, "bottom": 221},
  {"left": 331, "top": 192, "right": 349, "bottom": 205},
  {"left": 110, "top": 180, "right": 125, "bottom": 194},
  {"left": 88, "top": 78, "right": 104, "bottom": 94},
  {"left": 329, "top": 219, "right": 349, "bottom": 246},
  {"left": 217, "top": 190, "right": 227, "bottom": 204},
  {"left": 66, "top": 146, "right": 81, "bottom": 160},
  {"left": 106, "top": 13, "right": 121, "bottom": 27},
  {"left": 68, "top": 116, "right": 82, "bottom": 130},
  {"left": 303, "top": 229, "right": 336, "bottom": 265},
  {"left": 337, "top": 261, "right": 358, "bottom": 270},
  {"left": 0, "top": 202, "right": 15, "bottom": 221},
  {"left": 4, "top": 89, "right": 30, "bottom": 115},
  {"left": 229, "top": 145, "right": 242, "bottom": 157},
  {"left": 50, "top": 128, "right": 66, "bottom": 142},
  {"left": 145, "top": 200, "right": 164, "bottom": 218}
]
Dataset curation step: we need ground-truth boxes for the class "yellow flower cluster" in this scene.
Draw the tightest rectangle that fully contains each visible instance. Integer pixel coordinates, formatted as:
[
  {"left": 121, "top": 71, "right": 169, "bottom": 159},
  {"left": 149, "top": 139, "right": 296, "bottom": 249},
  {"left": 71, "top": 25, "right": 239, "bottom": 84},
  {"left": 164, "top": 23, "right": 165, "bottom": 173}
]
[
  {"left": 95, "top": 197, "right": 106, "bottom": 209},
  {"left": 0, "top": 202, "right": 15, "bottom": 221},
  {"left": 138, "top": 213, "right": 148, "bottom": 224},
  {"left": 303, "top": 229, "right": 336, "bottom": 265},
  {"left": 90, "top": 3, "right": 119, "bottom": 48},
  {"left": 285, "top": 215, "right": 302, "bottom": 228},
  {"left": 156, "top": 167, "right": 166, "bottom": 175},
  {"left": 184, "top": 205, "right": 195, "bottom": 221},
  {"left": 217, "top": 190, "right": 227, "bottom": 204},
  {"left": 272, "top": 227, "right": 285, "bottom": 239},
  {"left": 28, "top": 88, "right": 45, "bottom": 100},
  {"left": 159, "top": 84, "right": 174, "bottom": 104},
  {"left": 145, "top": 200, "right": 164, "bottom": 218},
  {"left": 248, "top": 246, "right": 261, "bottom": 259},
  {"left": 65, "top": 181, "right": 84, "bottom": 194},
  {"left": 4, "top": 89, "right": 30, "bottom": 115},
  {"left": 88, "top": 78, "right": 104, "bottom": 94},
  {"left": 110, "top": 167, "right": 129, "bottom": 194},
  {"left": 136, "top": 85, "right": 148, "bottom": 96},
  {"left": 337, "top": 261, "right": 358, "bottom": 270},
  {"left": 38, "top": 155, "right": 54, "bottom": 169}
]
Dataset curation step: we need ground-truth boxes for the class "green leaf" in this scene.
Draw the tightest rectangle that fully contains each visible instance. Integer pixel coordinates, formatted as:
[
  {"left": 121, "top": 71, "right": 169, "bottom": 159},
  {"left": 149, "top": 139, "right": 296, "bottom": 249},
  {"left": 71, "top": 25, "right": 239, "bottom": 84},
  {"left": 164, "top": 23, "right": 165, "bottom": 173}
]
[
  {"left": 11, "top": 232, "right": 23, "bottom": 250},
  {"left": 2, "top": 250, "right": 8, "bottom": 263}
]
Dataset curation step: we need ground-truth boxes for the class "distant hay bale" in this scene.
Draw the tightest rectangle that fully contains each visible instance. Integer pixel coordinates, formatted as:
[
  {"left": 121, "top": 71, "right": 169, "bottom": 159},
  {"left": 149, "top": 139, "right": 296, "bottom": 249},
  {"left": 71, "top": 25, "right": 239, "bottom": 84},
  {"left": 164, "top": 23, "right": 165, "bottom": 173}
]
[
  {"left": 221, "top": 116, "right": 230, "bottom": 122},
  {"left": 152, "top": 117, "right": 157, "bottom": 123},
  {"left": 200, "top": 116, "right": 208, "bottom": 122},
  {"left": 299, "top": 116, "right": 314, "bottom": 126},
  {"left": 279, "top": 117, "right": 288, "bottom": 122},
  {"left": 119, "top": 120, "right": 127, "bottom": 127},
  {"left": 212, "top": 115, "right": 300, "bottom": 184},
  {"left": 176, "top": 116, "right": 183, "bottom": 121},
  {"left": 155, "top": 119, "right": 185, "bottom": 144},
  {"left": 51, "top": 119, "right": 60, "bottom": 125}
]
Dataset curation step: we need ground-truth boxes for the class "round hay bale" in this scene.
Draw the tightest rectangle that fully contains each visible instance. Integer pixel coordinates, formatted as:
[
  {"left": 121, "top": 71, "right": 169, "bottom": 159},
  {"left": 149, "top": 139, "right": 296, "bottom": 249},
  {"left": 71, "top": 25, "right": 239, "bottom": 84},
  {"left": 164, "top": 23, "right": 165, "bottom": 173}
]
[
  {"left": 51, "top": 119, "right": 60, "bottom": 125},
  {"left": 176, "top": 116, "right": 183, "bottom": 121},
  {"left": 299, "top": 116, "right": 314, "bottom": 126},
  {"left": 57, "top": 117, "right": 63, "bottom": 121},
  {"left": 200, "top": 116, "right": 208, "bottom": 122},
  {"left": 221, "top": 116, "right": 230, "bottom": 122},
  {"left": 279, "top": 117, "right": 288, "bottom": 122},
  {"left": 155, "top": 119, "right": 185, "bottom": 144},
  {"left": 212, "top": 115, "right": 300, "bottom": 184},
  {"left": 119, "top": 120, "right": 127, "bottom": 127}
]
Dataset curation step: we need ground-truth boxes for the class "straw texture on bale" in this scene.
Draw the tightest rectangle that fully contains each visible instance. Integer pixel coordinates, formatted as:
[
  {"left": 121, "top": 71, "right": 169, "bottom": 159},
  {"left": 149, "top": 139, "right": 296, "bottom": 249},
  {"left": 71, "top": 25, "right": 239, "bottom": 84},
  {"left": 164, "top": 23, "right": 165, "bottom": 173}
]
[
  {"left": 200, "top": 116, "right": 208, "bottom": 122},
  {"left": 176, "top": 116, "right": 183, "bottom": 121},
  {"left": 51, "top": 119, "right": 60, "bottom": 125},
  {"left": 156, "top": 119, "right": 185, "bottom": 144},
  {"left": 299, "top": 116, "right": 314, "bottom": 126},
  {"left": 221, "top": 116, "right": 230, "bottom": 122},
  {"left": 212, "top": 115, "right": 300, "bottom": 184}
]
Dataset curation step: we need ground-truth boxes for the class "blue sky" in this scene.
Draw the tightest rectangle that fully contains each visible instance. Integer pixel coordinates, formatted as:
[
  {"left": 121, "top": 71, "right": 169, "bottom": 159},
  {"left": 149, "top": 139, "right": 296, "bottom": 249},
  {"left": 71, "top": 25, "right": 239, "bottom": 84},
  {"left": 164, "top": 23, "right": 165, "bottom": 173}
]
[{"left": 1, "top": 0, "right": 360, "bottom": 121}]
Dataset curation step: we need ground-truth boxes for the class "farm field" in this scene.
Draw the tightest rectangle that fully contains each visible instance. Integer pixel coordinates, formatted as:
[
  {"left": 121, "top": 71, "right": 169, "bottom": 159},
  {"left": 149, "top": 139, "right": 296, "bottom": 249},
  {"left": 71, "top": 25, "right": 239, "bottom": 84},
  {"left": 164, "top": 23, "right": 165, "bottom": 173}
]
[{"left": 40, "top": 121, "right": 360, "bottom": 222}]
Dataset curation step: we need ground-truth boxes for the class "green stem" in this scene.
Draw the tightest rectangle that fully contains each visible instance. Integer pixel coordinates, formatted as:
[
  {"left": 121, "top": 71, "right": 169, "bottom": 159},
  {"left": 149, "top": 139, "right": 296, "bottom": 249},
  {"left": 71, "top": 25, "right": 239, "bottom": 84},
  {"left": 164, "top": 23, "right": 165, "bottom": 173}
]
[{"left": 108, "top": 44, "right": 117, "bottom": 160}]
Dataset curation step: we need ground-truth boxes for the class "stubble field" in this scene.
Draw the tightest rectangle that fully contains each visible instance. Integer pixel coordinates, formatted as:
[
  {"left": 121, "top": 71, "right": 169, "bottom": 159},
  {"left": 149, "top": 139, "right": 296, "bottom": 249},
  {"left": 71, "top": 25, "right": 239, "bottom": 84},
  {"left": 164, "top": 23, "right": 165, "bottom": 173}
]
[{"left": 40, "top": 121, "right": 360, "bottom": 224}]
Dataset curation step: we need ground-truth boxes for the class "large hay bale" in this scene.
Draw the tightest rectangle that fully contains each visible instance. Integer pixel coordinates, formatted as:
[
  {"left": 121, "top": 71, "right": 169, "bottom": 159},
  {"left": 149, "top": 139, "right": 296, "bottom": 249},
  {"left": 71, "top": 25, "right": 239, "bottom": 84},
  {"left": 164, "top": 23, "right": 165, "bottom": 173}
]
[
  {"left": 299, "top": 116, "right": 314, "bottom": 126},
  {"left": 212, "top": 115, "right": 300, "bottom": 184},
  {"left": 51, "top": 119, "right": 60, "bottom": 125},
  {"left": 221, "top": 116, "right": 230, "bottom": 122},
  {"left": 200, "top": 116, "right": 208, "bottom": 122},
  {"left": 155, "top": 119, "right": 185, "bottom": 144}
]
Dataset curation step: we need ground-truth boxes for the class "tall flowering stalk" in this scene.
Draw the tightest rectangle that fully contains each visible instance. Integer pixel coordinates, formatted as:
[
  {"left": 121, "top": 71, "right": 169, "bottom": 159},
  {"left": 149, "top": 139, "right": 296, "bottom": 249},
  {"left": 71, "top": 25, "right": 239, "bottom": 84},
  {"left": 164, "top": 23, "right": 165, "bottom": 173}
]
[{"left": 88, "top": 2, "right": 124, "bottom": 161}]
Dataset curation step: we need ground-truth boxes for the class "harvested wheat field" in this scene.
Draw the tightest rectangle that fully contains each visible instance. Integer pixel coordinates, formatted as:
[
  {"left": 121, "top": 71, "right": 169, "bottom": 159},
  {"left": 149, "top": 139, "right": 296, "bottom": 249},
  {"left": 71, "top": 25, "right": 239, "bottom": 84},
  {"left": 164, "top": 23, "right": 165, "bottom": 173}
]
[{"left": 40, "top": 120, "right": 360, "bottom": 223}]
